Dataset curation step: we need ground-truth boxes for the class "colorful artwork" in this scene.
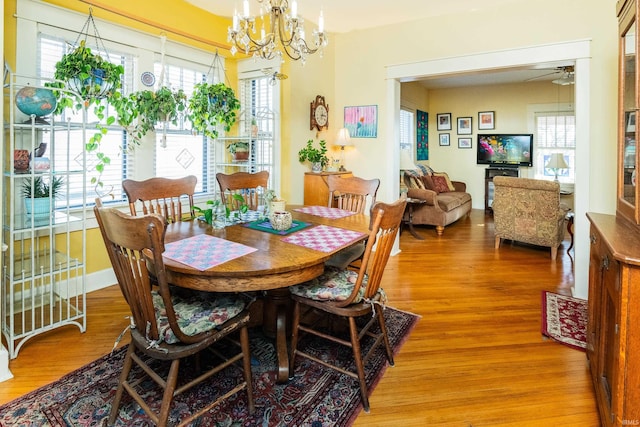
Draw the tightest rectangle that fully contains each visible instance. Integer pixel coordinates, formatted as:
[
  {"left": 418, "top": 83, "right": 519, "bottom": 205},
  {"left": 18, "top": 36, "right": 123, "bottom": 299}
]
[
  {"left": 344, "top": 105, "right": 377, "bottom": 138},
  {"left": 416, "top": 110, "right": 428, "bottom": 161}
]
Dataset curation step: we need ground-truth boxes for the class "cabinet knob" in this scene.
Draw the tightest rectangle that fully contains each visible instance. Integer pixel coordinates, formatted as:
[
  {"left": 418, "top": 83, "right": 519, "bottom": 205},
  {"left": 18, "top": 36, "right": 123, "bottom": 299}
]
[
  {"left": 590, "top": 234, "right": 597, "bottom": 244},
  {"left": 602, "top": 255, "right": 609, "bottom": 270}
]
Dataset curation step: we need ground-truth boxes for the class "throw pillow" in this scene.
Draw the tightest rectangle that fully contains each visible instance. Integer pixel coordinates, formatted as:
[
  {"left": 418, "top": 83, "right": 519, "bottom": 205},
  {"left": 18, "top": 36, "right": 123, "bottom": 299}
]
[
  {"left": 421, "top": 175, "right": 435, "bottom": 191},
  {"left": 433, "top": 172, "right": 456, "bottom": 191},
  {"left": 431, "top": 175, "right": 451, "bottom": 193}
]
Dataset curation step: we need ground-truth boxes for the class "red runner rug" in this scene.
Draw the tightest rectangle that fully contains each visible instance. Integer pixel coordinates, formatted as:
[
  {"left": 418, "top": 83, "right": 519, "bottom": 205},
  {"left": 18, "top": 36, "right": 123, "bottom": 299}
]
[{"left": 541, "top": 291, "right": 587, "bottom": 351}]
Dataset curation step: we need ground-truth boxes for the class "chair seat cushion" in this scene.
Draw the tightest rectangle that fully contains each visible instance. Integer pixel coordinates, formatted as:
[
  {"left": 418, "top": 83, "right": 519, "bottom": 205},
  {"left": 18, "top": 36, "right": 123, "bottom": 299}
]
[
  {"left": 290, "top": 266, "right": 367, "bottom": 303},
  {"left": 152, "top": 291, "right": 246, "bottom": 344}
]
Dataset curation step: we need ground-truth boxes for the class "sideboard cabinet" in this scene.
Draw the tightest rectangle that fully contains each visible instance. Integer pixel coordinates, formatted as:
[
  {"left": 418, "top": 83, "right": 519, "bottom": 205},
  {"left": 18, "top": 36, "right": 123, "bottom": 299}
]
[
  {"left": 586, "top": 213, "right": 640, "bottom": 427},
  {"left": 303, "top": 171, "right": 352, "bottom": 206},
  {"left": 585, "top": 3, "right": 640, "bottom": 425}
]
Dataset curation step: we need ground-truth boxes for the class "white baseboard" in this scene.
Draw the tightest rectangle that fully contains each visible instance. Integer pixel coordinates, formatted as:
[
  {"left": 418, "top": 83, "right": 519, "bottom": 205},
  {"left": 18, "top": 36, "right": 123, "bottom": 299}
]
[
  {"left": 0, "top": 346, "right": 14, "bottom": 383},
  {"left": 86, "top": 268, "right": 117, "bottom": 294}
]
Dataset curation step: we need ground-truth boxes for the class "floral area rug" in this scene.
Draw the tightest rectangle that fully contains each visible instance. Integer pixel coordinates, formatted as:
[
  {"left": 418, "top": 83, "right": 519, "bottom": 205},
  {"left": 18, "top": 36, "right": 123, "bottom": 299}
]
[
  {"left": 0, "top": 307, "right": 418, "bottom": 427},
  {"left": 541, "top": 291, "right": 587, "bottom": 351}
]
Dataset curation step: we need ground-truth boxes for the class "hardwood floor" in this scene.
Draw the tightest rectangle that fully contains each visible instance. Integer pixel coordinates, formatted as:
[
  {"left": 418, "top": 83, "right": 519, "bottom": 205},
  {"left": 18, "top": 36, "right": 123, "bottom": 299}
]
[{"left": 0, "top": 209, "right": 599, "bottom": 426}]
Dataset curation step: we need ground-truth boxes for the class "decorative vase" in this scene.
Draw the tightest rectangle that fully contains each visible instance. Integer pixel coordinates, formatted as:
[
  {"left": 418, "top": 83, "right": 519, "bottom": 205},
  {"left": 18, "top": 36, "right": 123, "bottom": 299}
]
[
  {"left": 14, "top": 149, "right": 30, "bottom": 172},
  {"left": 311, "top": 162, "right": 323, "bottom": 173},
  {"left": 269, "top": 211, "right": 292, "bottom": 231},
  {"left": 269, "top": 200, "right": 286, "bottom": 216}
]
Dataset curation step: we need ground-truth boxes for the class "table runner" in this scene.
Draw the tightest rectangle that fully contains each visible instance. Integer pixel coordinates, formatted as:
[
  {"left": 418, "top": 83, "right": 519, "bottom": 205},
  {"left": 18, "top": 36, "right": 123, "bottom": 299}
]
[
  {"left": 282, "top": 224, "right": 366, "bottom": 252},
  {"left": 163, "top": 234, "right": 257, "bottom": 271},
  {"left": 243, "top": 219, "right": 312, "bottom": 235},
  {"left": 293, "top": 206, "right": 357, "bottom": 219}
]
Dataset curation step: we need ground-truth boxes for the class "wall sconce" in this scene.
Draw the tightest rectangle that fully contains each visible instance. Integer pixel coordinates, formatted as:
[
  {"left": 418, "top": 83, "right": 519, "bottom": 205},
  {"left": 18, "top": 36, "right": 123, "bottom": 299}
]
[
  {"left": 335, "top": 128, "right": 353, "bottom": 171},
  {"left": 545, "top": 153, "right": 569, "bottom": 182}
]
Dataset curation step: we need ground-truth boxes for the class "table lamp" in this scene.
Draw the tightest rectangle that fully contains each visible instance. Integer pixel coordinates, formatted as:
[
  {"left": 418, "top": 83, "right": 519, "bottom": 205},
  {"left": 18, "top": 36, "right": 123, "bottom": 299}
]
[
  {"left": 400, "top": 149, "right": 416, "bottom": 171},
  {"left": 335, "top": 128, "right": 353, "bottom": 171},
  {"left": 546, "top": 153, "right": 569, "bottom": 182}
]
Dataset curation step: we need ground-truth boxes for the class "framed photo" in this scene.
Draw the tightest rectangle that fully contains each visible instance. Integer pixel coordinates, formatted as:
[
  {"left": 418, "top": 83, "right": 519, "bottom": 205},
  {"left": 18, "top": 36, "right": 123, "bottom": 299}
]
[
  {"left": 344, "top": 105, "right": 377, "bottom": 138},
  {"left": 457, "top": 117, "right": 472, "bottom": 135},
  {"left": 458, "top": 137, "right": 472, "bottom": 149},
  {"left": 437, "top": 113, "right": 452, "bottom": 131},
  {"left": 439, "top": 133, "right": 450, "bottom": 146},
  {"left": 478, "top": 111, "right": 495, "bottom": 130}
]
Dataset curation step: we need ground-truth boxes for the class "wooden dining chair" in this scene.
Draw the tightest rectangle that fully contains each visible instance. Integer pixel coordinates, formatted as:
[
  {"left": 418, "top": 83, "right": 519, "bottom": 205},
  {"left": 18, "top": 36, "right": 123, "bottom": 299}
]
[
  {"left": 325, "top": 175, "right": 381, "bottom": 268},
  {"left": 94, "top": 199, "right": 254, "bottom": 426},
  {"left": 327, "top": 174, "right": 380, "bottom": 213},
  {"left": 216, "top": 171, "right": 269, "bottom": 211},
  {"left": 122, "top": 175, "right": 197, "bottom": 222},
  {"left": 288, "top": 198, "right": 407, "bottom": 412}
]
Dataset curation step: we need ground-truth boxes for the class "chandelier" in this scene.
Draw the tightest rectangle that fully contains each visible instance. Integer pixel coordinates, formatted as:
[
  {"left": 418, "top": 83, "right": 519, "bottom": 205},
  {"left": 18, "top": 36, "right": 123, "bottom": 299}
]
[{"left": 228, "top": 0, "right": 328, "bottom": 63}]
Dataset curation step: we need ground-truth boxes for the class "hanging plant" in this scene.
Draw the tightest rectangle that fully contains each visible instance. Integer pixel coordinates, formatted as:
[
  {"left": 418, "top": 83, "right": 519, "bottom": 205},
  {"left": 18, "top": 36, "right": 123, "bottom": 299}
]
[
  {"left": 188, "top": 82, "right": 240, "bottom": 139},
  {"left": 129, "top": 86, "right": 188, "bottom": 138}
]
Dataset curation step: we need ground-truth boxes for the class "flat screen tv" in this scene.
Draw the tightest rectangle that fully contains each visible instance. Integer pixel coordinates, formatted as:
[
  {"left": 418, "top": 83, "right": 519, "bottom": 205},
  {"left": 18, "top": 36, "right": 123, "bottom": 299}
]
[{"left": 477, "top": 134, "right": 533, "bottom": 167}]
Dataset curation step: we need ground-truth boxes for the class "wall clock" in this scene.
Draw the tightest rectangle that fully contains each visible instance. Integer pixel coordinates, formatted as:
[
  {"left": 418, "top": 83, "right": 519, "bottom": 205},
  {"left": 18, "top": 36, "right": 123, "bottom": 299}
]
[{"left": 310, "top": 95, "right": 329, "bottom": 131}]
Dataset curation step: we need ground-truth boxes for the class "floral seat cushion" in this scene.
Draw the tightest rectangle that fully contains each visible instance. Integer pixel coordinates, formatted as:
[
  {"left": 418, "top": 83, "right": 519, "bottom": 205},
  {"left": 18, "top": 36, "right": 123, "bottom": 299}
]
[
  {"left": 290, "top": 266, "right": 369, "bottom": 303},
  {"left": 152, "top": 291, "right": 245, "bottom": 344}
]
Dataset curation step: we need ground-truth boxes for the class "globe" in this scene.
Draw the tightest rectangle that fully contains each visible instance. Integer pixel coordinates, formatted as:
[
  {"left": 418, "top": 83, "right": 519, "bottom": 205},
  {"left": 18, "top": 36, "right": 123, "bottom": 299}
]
[{"left": 15, "top": 86, "right": 57, "bottom": 117}]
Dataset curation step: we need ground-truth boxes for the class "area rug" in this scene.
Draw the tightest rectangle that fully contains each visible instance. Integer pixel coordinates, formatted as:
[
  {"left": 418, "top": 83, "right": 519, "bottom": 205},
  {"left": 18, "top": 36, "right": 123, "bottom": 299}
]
[
  {"left": 541, "top": 290, "right": 587, "bottom": 351},
  {"left": 0, "top": 307, "right": 418, "bottom": 427}
]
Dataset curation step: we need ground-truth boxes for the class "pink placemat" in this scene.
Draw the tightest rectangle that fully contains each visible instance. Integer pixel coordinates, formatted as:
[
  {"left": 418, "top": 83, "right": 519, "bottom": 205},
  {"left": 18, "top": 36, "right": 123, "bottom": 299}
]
[
  {"left": 294, "top": 206, "right": 357, "bottom": 219},
  {"left": 163, "top": 234, "right": 257, "bottom": 271},
  {"left": 282, "top": 225, "right": 366, "bottom": 252}
]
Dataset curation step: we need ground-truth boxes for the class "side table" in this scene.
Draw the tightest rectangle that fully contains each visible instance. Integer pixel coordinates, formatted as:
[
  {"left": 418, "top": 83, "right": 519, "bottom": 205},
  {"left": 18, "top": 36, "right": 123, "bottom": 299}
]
[
  {"left": 565, "top": 211, "right": 575, "bottom": 253},
  {"left": 402, "top": 198, "right": 426, "bottom": 240}
]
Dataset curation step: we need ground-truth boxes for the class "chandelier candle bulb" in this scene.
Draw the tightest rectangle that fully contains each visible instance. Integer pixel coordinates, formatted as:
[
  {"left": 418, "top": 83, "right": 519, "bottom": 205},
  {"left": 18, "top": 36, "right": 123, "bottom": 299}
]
[
  {"left": 243, "top": 0, "right": 250, "bottom": 18},
  {"left": 291, "top": 0, "right": 297, "bottom": 18},
  {"left": 318, "top": 10, "right": 324, "bottom": 33}
]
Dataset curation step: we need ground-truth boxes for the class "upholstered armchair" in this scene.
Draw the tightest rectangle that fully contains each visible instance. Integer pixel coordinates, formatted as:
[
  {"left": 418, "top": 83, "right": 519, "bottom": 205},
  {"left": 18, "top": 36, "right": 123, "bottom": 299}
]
[
  {"left": 403, "top": 165, "right": 472, "bottom": 236},
  {"left": 492, "top": 176, "right": 569, "bottom": 260}
]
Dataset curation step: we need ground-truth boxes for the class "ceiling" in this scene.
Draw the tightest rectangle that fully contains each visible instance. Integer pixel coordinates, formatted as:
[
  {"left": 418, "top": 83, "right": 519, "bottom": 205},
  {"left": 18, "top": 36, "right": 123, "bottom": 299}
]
[{"left": 184, "top": 0, "right": 574, "bottom": 88}]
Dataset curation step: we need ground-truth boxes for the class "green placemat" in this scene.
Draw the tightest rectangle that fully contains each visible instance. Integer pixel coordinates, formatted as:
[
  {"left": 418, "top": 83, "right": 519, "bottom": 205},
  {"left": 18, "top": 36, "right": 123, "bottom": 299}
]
[{"left": 244, "top": 219, "right": 312, "bottom": 235}]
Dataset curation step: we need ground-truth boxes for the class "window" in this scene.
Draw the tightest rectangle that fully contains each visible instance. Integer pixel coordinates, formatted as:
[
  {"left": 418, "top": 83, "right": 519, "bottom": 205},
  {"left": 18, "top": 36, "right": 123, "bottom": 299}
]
[
  {"left": 399, "top": 108, "right": 414, "bottom": 151},
  {"left": 534, "top": 110, "right": 575, "bottom": 183},
  {"left": 28, "top": 9, "right": 279, "bottom": 209}
]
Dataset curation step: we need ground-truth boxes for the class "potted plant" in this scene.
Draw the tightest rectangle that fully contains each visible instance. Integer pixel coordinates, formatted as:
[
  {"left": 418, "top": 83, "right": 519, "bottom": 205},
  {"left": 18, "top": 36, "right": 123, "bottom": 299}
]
[
  {"left": 227, "top": 141, "right": 250, "bottom": 161},
  {"left": 188, "top": 82, "right": 240, "bottom": 139},
  {"left": 22, "top": 176, "right": 64, "bottom": 218},
  {"left": 298, "top": 139, "right": 329, "bottom": 173}
]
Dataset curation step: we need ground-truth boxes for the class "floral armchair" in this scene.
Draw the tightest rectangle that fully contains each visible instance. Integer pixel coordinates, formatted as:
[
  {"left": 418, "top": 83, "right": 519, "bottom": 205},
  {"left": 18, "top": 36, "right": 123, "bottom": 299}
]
[{"left": 492, "top": 176, "right": 569, "bottom": 260}]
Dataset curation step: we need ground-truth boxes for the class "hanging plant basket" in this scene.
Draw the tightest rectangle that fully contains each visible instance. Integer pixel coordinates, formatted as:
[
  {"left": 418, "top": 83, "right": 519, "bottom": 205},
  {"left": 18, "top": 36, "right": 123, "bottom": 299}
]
[
  {"left": 188, "top": 82, "right": 240, "bottom": 139},
  {"left": 46, "top": 9, "right": 123, "bottom": 112},
  {"left": 128, "top": 86, "right": 188, "bottom": 139}
]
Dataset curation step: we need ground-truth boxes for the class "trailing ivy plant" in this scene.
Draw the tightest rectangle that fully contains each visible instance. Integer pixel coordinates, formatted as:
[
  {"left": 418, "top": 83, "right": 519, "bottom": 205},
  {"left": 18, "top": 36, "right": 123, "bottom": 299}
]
[
  {"left": 129, "top": 86, "right": 188, "bottom": 138},
  {"left": 188, "top": 82, "right": 240, "bottom": 139},
  {"left": 45, "top": 40, "right": 125, "bottom": 192}
]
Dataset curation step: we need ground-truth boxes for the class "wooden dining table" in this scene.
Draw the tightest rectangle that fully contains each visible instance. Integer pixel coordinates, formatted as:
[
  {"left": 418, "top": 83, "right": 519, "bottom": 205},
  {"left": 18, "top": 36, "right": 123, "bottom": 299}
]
[{"left": 162, "top": 205, "right": 371, "bottom": 382}]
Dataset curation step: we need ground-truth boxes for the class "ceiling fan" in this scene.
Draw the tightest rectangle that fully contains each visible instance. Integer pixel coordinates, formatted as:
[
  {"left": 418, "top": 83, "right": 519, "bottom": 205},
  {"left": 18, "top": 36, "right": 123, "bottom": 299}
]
[
  {"left": 262, "top": 68, "right": 288, "bottom": 86},
  {"left": 527, "top": 66, "right": 575, "bottom": 85}
]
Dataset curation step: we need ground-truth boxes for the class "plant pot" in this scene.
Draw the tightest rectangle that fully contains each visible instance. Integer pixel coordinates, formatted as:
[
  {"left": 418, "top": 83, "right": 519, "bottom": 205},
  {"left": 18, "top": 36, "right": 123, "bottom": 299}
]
[
  {"left": 233, "top": 151, "right": 249, "bottom": 162},
  {"left": 311, "top": 162, "right": 323, "bottom": 173},
  {"left": 24, "top": 198, "right": 52, "bottom": 219},
  {"left": 269, "top": 200, "right": 286, "bottom": 216}
]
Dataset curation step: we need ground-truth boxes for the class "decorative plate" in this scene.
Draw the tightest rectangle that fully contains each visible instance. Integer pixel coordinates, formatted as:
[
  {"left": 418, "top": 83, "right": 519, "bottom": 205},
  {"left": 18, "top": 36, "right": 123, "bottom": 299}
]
[{"left": 140, "top": 71, "right": 155, "bottom": 87}]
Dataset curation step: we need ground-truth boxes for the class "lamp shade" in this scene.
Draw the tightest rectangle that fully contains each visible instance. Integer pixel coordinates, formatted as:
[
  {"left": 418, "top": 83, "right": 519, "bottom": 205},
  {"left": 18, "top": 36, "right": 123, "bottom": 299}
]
[
  {"left": 545, "top": 153, "right": 569, "bottom": 169},
  {"left": 400, "top": 149, "right": 416, "bottom": 170},
  {"left": 335, "top": 128, "right": 352, "bottom": 147}
]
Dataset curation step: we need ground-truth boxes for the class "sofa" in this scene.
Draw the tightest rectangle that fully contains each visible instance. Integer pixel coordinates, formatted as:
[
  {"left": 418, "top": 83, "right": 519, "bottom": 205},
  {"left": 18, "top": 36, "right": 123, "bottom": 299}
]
[
  {"left": 403, "top": 164, "right": 472, "bottom": 236},
  {"left": 492, "top": 176, "right": 569, "bottom": 260}
]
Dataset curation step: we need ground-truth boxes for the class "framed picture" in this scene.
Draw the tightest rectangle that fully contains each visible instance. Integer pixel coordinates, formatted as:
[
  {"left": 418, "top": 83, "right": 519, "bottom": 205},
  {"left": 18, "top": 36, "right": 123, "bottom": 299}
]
[
  {"left": 437, "top": 113, "right": 452, "bottom": 131},
  {"left": 457, "top": 117, "right": 472, "bottom": 135},
  {"left": 439, "top": 133, "right": 450, "bottom": 146},
  {"left": 344, "top": 105, "right": 377, "bottom": 138},
  {"left": 478, "top": 111, "right": 495, "bottom": 130},
  {"left": 458, "top": 137, "right": 472, "bottom": 149}
]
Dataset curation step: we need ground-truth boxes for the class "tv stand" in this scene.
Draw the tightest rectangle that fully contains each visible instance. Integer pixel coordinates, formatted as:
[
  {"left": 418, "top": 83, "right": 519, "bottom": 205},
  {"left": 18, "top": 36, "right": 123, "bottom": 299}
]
[{"left": 485, "top": 167, "right": 519, "bottom": 212}]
